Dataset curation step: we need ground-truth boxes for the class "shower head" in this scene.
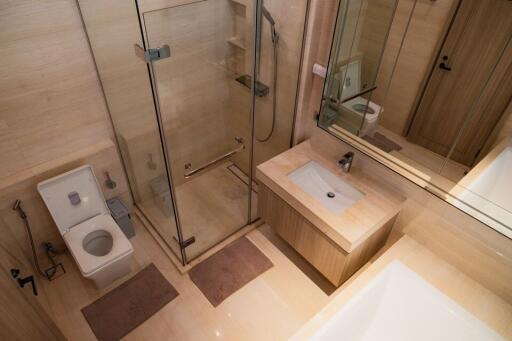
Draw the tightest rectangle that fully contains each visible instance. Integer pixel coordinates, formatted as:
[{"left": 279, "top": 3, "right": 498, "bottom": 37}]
[{"left": 262, "top": 5, "right": 276, "bottom": 26}]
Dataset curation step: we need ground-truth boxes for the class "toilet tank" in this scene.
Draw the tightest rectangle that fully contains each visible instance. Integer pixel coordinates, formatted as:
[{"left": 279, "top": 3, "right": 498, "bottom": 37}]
[{"left": 333, "top": 60, "right": 361, "bottom": 101}]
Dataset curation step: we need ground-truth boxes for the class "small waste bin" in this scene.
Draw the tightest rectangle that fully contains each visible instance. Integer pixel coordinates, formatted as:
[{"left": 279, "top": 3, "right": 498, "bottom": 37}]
[
  {"left": 150, "top": 175, "right": 174, "bottom": 218},
  {"left": 106, "top": 197, "right": 135, "bottom": 239}
]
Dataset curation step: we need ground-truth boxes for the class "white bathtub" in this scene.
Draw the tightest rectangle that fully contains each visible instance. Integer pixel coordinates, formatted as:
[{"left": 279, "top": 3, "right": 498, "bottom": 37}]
[
  {"left": 309, "top": 261, "right": 504, "bottom": 341},
  {"left": 449, "top": 139, "right": 512, "bottom": 238}
]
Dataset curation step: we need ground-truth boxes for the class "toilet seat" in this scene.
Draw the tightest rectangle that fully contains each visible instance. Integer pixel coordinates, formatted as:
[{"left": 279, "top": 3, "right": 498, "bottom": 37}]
[
  {"left": 63, "top": 213, "right": 133, "bottom": 277},
  {"left": 342, "top": 96, "right": 381, "bottom": 124}
]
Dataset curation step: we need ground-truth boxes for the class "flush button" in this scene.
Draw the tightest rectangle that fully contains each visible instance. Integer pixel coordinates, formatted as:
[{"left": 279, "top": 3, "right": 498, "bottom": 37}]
[
  {"left": 68, "top": 191, "right": 81, "bottom": 206},
  {"left": 327, "top": 192, "right": 336, "bottom": 198}
]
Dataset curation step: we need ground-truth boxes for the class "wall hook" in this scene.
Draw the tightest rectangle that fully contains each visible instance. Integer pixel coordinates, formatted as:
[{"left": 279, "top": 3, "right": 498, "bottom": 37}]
[
  {"left": 105, "top": 171, "right": 117, "bottom": 189},
  {"left": 147, "top": 153, "right": 157, "bottom": 170}
]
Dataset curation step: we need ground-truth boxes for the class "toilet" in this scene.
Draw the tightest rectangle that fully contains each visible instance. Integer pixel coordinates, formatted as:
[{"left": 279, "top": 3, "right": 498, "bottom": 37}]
[
  {"left": 38, "top": 165, "right": 133, "bottom": 288},
  {"left": 334, "top": 59, "right": 382, "bottom": 137}
]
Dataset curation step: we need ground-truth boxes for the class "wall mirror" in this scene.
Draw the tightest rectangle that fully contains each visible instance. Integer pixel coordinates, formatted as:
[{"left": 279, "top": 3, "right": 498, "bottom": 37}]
[{"left": 318, "top": 0, "right": 512, "bottom": 238}]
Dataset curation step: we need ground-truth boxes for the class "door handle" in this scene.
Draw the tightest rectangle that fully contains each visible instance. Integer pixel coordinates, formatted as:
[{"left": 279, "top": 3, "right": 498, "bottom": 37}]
[
  {"left": 10, "top": 268, "right": 38, "bottom": 296},
  {"left": 439, "top": 62, "right": 452, "bottom": 71},
  {"left": 439, "top": 55, "right": 452, "bottom": 71}
]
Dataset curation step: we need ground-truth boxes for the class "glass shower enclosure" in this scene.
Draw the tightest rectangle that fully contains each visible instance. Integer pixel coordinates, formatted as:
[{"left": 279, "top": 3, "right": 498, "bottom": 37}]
[
  {"left": 77, "top": 0, "right": 308, "bottom": 265},
  {"left": 140, "top": 0, "right": 257, "bottom": 262}
]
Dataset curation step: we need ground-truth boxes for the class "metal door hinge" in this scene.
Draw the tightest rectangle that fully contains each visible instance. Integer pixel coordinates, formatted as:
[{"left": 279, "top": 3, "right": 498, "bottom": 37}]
[
  {"left": 173, "top": 236, "right": 196, "bottom": 249},
  {"left": 134, "top": 44, "right": 171, "bottom": 63}
]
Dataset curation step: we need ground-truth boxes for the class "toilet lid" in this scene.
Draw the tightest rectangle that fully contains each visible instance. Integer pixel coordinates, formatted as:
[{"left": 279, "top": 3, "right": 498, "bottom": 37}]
[{"left": 37, "top": 165, "right": 110, "bottom": 235}]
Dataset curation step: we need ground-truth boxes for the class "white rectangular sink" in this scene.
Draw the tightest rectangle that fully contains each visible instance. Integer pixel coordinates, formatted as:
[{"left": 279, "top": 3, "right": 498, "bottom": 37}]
[
  {"left": 288, "top": 161, "right": 364, "bottom": 214},
  {"left": 310, "top": 261, "right": 504, "bottom": 341}
]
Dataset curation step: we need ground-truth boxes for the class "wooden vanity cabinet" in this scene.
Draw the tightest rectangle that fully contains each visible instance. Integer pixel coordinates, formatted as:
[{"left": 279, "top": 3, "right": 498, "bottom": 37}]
[{"left": 259, "top": 184, "right": 395, "bottom": 287}]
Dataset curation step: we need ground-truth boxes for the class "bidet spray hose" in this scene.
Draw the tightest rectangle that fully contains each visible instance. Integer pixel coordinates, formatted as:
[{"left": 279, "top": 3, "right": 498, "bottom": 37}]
[{"left": 13, "top": 200, "right": 54, "bottom": 280}]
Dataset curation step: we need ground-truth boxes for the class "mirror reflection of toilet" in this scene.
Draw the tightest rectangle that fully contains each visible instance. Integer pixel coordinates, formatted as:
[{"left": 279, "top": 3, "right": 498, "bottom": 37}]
[
  {"left": 334, "top": 59, "right": 382, "bottom": 137},
  {"left": 38, "top": 165, "right": 133, "bottom": 288}
]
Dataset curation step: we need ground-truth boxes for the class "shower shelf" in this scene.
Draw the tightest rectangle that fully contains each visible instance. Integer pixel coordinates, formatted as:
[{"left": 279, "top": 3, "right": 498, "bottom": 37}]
[{"left": 227, "top": 37, "right": 246, "bottom": 50}]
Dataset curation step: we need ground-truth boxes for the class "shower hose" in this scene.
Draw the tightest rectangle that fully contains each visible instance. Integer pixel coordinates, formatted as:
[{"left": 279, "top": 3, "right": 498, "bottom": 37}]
[{"left": 256, "top": 33, "right": 279, "bottom": 143}]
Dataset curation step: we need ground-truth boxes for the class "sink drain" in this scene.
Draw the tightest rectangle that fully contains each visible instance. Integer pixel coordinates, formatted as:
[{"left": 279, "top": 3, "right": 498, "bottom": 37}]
[{"left": 326, "top": 192, "right": 336, "bottom": 198}]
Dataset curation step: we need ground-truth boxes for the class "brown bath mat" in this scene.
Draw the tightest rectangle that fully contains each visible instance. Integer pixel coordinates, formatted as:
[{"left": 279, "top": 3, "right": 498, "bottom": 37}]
[
  {"left": 189, "top": 236, "right": 273, "bottom": 307},
  {"left": 363, "top": 132, "right": 402, "bottom": 153},
  {"left": 82, "top": 264, "right": 178, "bottom": 341}
]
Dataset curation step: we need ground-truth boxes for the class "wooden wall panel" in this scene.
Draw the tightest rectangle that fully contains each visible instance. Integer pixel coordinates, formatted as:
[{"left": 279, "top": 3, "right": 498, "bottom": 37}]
[{"left": 0, "top": 0, "right": 114, "bottom": 179}]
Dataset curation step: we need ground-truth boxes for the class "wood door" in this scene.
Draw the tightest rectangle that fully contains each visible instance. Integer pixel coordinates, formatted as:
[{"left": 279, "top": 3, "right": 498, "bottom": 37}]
[
  {"left": 407, "top": 0, "right": 512, "bottom": 166},
  {"left": 0, "top": 222, "right": 66, "bottom": 341}
]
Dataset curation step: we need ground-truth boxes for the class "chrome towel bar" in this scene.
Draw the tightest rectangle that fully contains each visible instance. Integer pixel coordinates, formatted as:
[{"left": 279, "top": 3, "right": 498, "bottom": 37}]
[{"left": 184, "top": 137, "right": 245, "bottom": 179}]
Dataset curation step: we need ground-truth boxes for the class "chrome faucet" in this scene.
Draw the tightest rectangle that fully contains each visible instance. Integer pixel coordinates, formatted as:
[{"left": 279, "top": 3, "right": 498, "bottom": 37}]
[{"left": 338, "top": 152, "right": 354, "bottom": 173}]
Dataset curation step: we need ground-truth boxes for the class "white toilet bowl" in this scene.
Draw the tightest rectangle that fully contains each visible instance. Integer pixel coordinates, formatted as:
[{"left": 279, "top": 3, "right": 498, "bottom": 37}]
[
  {"left": 340, "top": 96, "right": 382, "bottom": 137},
  {"left": 38, "top": 165, "right": 133, "bottom": 288},
  {"left": 333, "top": 59, "right": 383, "bottom": 137}
]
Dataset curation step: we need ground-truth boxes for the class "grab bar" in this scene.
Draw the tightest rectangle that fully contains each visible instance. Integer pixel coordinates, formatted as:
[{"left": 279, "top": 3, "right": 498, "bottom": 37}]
[
  {"left": 184, "top": 137, "right": 245, "bottom": 179},
  {"left": 329, "top": 85, "right": 378, "bottom": 105}
]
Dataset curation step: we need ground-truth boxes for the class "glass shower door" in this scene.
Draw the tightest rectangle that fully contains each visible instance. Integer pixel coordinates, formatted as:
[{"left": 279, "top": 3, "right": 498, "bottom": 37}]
[
  {"left": 76, "top": 0, "right": 184, "bottom": 263},
  {"left": 142, "top": 0, "right": 257, "bottom": 262}
]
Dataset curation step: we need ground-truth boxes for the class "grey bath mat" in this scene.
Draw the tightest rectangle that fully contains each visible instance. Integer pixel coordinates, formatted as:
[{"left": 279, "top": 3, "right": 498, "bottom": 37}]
[
  {"left": 82, "top": 263, "right": 178, "bottom": 341},
  {"left": 189, "top": 236, "right": 273, "bottom": 307},
  {"left": 363, "top": 132, "right": 403, "bottom": 153}
]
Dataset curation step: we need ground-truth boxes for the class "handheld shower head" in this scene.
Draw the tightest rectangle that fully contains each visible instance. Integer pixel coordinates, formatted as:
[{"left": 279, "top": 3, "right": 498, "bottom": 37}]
[
  {"left": 13, "top": 199, "right": 21, "bottom": 211},
  {"left": 13, "top": 199, "right": 27, "bottom": 219},
  {"left": 262, "top": 6, "right": 276, "bottom": 26}
]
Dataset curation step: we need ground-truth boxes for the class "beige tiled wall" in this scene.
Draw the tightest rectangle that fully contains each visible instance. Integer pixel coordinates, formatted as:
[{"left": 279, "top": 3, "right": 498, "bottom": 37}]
[
  {"left": 296, "top": 0, "right": 512, "bottom": 304},
  {"left": 0, "top": 140, "right": 130, "bottom": 262},
  {"left": 0, "top": 0, "right": 115, "bottom": 179},
  {"left": 252, "top": 0, "right": 309, "bottom": 170},
  {"left": 217, "top": 0, "right": 310, "bottom": 176},
  {"left": 0, "top": 1, "right": 132, "bottom": 263}
]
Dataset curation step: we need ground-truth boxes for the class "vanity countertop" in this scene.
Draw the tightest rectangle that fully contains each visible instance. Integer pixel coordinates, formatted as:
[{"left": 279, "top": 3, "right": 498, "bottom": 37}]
[
  {"left": 290, "top": 235, "right": 512, "bottom": 340},
  {"left": 256, "top": 140, "right": 405, "bottom": 252}
]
